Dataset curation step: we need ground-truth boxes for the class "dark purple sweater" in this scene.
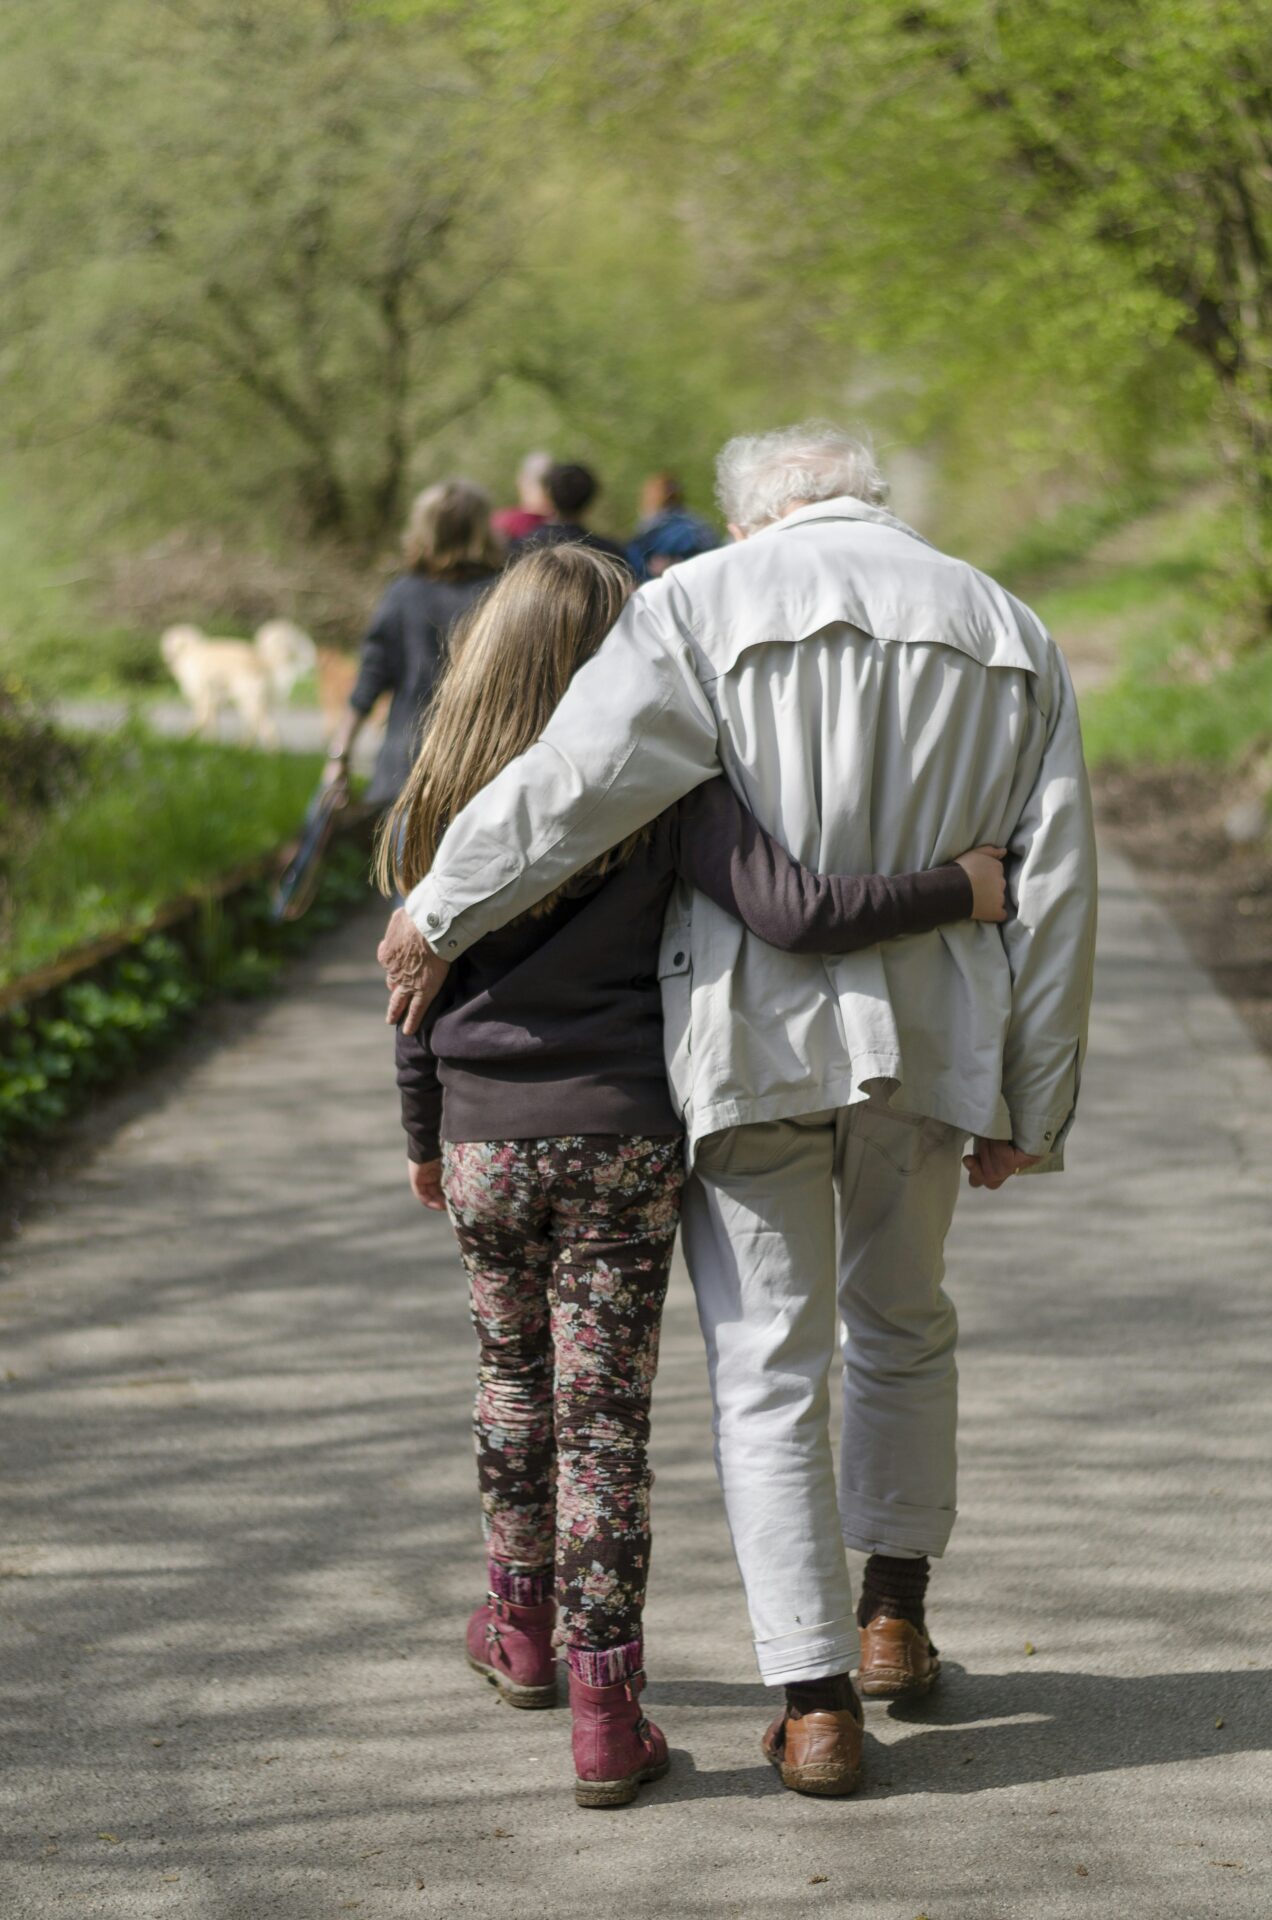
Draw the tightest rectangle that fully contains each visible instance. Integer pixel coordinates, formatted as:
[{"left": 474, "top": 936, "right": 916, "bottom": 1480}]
[{"left": 395, "top": 777, "right": 973, "bottom": 1162}]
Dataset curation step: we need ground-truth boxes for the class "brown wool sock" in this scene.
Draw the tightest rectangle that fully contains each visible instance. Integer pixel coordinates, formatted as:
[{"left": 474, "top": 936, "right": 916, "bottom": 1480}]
[
  {"left": 857, "top": 1552, "right": 930, "bottom": 1631},
  {"left": 785, "top": 1672, "right": 861, "bottom": 1718}
]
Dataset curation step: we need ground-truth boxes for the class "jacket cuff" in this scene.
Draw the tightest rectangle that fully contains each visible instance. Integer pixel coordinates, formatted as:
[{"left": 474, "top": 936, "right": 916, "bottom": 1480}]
[
  {"left": 1010, "top": 1105, "right": 1074, "bottom": 1165},
  {"left": 406, "top": 1129, "right": 441, "bottom": 1165},
  {"left": 1019, "top": 1148, "right": 1065, "bottom": 1175},
  {"left": 404, "top": 876, "right": 472, "bottom": 958}
]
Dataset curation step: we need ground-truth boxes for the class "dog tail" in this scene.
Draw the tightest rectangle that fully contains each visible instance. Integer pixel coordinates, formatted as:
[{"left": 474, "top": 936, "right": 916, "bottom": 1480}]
[{"left": 255, "top": 620, "right": 317, "bottom": 700}]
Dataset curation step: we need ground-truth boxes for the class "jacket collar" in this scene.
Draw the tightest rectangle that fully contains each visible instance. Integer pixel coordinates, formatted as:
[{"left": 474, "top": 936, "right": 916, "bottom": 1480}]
[
  {"left": 675, "top": 494, "right": 1046, "bottom": 686},
  {"left": 761, "top": 493, "right": 934, "bottom": 548}
]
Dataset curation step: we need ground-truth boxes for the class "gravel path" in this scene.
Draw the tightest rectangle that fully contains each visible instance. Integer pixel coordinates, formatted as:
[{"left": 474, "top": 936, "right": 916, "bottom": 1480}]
[{"left": 2, "top": 844, "right": 1269, "bottom": 1919}]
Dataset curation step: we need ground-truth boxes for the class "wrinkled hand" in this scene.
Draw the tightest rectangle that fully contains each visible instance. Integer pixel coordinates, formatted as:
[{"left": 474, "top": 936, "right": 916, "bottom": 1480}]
[
  {"left": 408, "top": 1157, "right": 446, "bottom": 1210},
  {"left": 377, "top": 907, "right": 450, "bottom": 1034},
  {"left": 963, "top": 1137, "right": 1043, "bottom": 1190}
]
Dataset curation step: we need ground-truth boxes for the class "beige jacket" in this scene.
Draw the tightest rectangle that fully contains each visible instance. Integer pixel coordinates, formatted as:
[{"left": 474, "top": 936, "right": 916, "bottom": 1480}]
[{"left": 405, "top": 497, "right": 1097, "bottom": 1164}]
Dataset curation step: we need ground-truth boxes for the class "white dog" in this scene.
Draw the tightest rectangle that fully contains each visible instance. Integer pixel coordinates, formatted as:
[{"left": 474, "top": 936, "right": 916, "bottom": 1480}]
[
  {"left": 255, "top": 619, "right": 318, "bottom": 700},
  {"left": 160, "top": 621, "right": 316, "bottom": 749}
]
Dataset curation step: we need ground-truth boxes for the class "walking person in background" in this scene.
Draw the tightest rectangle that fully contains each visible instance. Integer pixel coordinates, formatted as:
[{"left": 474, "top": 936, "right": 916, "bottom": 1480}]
[
  {"left": 378, "top": 543, "right": 1010, "bottom": 1809},
  {"left": 511, "top": 462, "right": 631, "bottom": 568},
  {"left": 491, "top": 451, "right": 554, "bottom": 545},
  {"left": 377, "top": 422, "right": 1097, "bottom": 1800},
  {"left": 323, "top": 481, "right": 502, "bottom": 810},
  {"left": 627, "top": 471, "right": 720, "bottom": 581}
]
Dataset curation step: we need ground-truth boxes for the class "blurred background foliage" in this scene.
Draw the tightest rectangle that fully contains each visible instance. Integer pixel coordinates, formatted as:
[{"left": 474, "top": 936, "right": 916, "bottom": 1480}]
[
  {"left": 3, "top": 0, "right": 1272, "bottom": 1119},
  {"left": 7, "top": 0, "right": 1271, "bottom": 648},
  {"left": 381, "top": 0, "right": 1272, "bottom": 592}
]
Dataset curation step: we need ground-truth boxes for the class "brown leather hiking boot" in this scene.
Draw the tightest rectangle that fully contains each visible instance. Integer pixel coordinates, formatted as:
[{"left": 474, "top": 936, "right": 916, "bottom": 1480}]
[
  {"left": 761, "top": 1704, "right": 863, "bottom": 1797},
  {"left": 857, "top": 1613, "right": 941, "bottom": 1699}
]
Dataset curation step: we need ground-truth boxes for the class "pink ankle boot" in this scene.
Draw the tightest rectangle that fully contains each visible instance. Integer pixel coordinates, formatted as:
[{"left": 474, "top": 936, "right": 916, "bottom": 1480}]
[
  {"left": 569, "top": 1669, "right": 669, "bottom": 1808},
  {"left": 466, "top": 1595, "right": 558, "bottom": 1709}
]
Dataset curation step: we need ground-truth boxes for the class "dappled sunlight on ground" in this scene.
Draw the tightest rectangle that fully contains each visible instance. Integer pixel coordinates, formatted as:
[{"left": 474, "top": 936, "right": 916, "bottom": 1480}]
[{"left": 2, "top": 863, "right": 1270, "bottom": 1918}]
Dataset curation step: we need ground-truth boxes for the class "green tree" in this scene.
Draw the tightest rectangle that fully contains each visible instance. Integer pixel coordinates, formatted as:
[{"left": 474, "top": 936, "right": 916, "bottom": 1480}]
[
  {"left": 0, "top": 0, "right": 528, "bottom": 548},
  {"left": 0, "top": 0, "right": 818, "bottom": 569},
  {"left": 433, "top": 0, "right": 1272, "bottom": 606},
  {"left": 874, "top": 0, "right": 1272, "bottom": 607}
]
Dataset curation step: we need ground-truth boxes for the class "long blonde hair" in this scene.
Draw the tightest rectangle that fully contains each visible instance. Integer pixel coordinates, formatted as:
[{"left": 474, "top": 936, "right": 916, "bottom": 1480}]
[{"left": 376, "top": 544, "right": 646, "bottom": 906}]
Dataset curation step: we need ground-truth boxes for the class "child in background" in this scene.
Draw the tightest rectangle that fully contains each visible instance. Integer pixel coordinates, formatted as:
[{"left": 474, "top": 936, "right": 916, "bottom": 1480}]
[{"left": 380, "top": 545, "right": 1006, "bottom": 1810}]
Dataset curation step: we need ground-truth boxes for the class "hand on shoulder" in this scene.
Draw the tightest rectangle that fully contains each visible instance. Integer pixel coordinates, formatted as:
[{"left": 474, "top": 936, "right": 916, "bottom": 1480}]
[{"left": 378, "top": 906, "right": 451, "bottom": 1033}]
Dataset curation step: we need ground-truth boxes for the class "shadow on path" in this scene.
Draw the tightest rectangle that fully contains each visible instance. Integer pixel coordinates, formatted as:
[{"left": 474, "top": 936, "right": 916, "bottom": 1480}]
[{"left": 648, "top": 1666, "right": 1271, "bottom": 1804}]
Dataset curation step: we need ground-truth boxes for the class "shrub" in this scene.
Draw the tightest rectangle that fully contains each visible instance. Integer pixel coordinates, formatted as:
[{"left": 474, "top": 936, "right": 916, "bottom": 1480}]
[
  {"left": 0, "top": 840, "right": 372, "bottom": 1171},
  {"left": 0, "top": 681, "right": 86, "bottom": 951},
  {"left": 3, "top": 725, "right": 327, "bottom": 984}
]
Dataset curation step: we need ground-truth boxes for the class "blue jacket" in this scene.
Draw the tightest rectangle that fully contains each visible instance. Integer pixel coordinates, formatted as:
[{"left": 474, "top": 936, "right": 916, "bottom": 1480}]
[{"left": 628, "top": 508, "right": 720, "bottom": 581}]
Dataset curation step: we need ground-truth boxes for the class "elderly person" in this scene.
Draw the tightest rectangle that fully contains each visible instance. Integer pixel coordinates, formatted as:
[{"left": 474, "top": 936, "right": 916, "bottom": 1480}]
[
  {"left": 379, "top": 422, "right": 1097, "bottom": 1797},
  {"left": 324, "top": 480, "right": 502, "bottom": 809}
]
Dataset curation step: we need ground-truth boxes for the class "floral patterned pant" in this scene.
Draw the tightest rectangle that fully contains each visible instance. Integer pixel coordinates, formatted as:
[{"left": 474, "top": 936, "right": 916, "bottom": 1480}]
[{"left": 442, "top": 1134, "right": 684, "bottom": 1650}]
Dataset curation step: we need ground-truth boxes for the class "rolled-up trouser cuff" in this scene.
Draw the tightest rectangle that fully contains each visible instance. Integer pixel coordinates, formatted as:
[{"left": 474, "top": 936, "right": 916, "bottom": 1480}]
[
  {"left": 754, "top": 1618, "right": 861, "bottom": 1687},
  {"left": 841, "top": 1488, "right": 956, "bottom": 1560}
]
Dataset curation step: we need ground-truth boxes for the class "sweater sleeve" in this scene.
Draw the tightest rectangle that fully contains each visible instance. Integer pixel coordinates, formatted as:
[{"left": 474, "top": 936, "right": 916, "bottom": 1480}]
[
  {"left": 394, "top": 1021, "right": 443, "bottom": 1164},
  {"left": 671, "top": 777, "right": 973, "bottom": 954},
  {"left": 349, "top": 585, "right": 404, "bottom": 715}
]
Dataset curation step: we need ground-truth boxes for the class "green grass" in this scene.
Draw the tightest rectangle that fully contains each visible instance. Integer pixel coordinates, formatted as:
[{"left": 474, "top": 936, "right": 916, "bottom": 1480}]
[
  {"left": 0, "top": 480, "right": 163, "bottom": 697},
  {"left": 1079, "top": 644, "right": 1272, "bottom": 769},
  {"left": 1029, "top": 554, "right": 1214, "bottom": 631},
  {"left": 5, "top": 629, "right": 322, "bottom": 705},
  {"left": 1016, "top": 488, "right": 1272, "bottom": 775},
  {"left": 0, "top": 842, "right": 374, "bottom": 1169},
  {"left": 991, "top": 485, "right": 1165, "bottom": 585},
  {"left": 4, "top": 727, "right": 328, "bottom": 983},
  {"left": 0, "top": 477, "right": 327, "bottom": 701},
  {"left": 5, "top": 625, "right": 171, "bottom": 698}
]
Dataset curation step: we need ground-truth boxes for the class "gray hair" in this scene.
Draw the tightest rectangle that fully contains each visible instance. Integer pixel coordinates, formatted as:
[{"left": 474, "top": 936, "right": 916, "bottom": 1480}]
[
  {"left": 518, "top": 449, "right": 553, "bottom": 485},
  {"left": 715, "top": 421, "right": 888, "bottom": 534}
]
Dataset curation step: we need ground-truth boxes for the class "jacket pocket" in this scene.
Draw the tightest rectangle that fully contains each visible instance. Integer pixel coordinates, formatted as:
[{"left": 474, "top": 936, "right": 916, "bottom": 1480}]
[
  {"left": 657, "top": 918, "right": 693, "bottom": 1110},
  {"left": 854, "top": 1101, "right": 961, "bottom": 1177},
  {"left": 657, "top": 917, "right": 692, "bottom": 982}
]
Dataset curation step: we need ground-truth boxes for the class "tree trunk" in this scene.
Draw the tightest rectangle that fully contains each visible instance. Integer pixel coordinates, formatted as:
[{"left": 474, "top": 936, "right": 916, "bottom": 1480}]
[
  {"left": 368, "top": 280, "right": 410, "bottom": 547},
  {"left": 297, "top": 461, "right": 355, "bottom": 543},
  {"left": 1233, "top": 403, "right": 1272, "bottom": 626}
]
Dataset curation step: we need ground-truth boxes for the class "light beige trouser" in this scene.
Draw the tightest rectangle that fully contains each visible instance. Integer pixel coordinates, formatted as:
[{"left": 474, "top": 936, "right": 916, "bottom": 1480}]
[{"left": 680, "top": 1097, "right": 966, "bottom": 1686}]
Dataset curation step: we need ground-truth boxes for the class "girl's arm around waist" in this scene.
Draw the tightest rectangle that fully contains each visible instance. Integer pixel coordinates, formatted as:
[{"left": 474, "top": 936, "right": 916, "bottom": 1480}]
[{"left": 671, "top": 777, "right": 975, "bottom": 955}]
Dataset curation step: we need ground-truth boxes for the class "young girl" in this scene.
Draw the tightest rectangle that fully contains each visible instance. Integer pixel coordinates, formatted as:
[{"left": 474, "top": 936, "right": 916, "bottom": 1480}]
[{"left": 379, "top": 545, "right": 1005, "bottom": 1810}]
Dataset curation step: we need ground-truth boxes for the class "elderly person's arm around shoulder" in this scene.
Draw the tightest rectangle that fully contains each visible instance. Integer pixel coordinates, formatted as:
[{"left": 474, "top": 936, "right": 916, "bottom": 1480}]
[
  {"left": 378, "top": 911, "right": 453, "bottom": 1034},
  {"left": 379, "top": 580, "right": 721, "bottom": 1029}
]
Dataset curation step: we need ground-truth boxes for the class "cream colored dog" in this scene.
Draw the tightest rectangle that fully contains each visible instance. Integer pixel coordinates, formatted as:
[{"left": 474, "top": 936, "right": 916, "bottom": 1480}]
[
  {"left": 255, "top": 619, "right": 318, "bottom": 700},
  {"left": 160, "top": 621, "right": 316, "bottom": 748}
]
